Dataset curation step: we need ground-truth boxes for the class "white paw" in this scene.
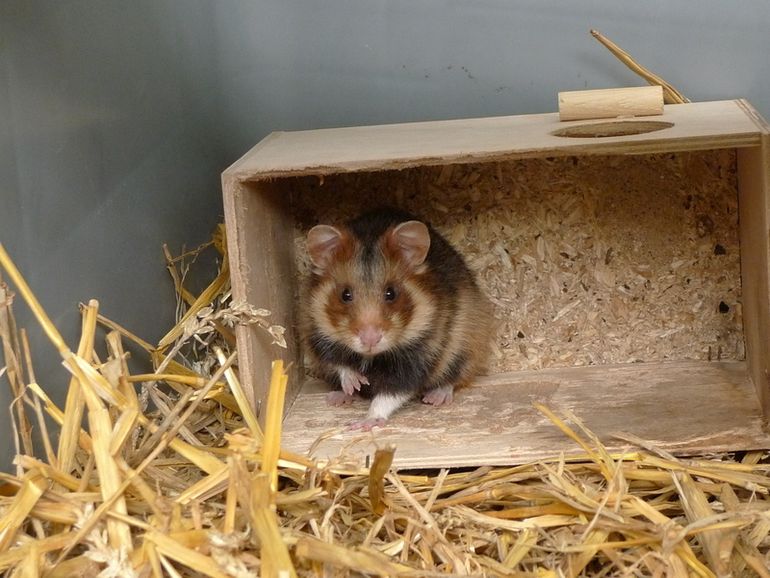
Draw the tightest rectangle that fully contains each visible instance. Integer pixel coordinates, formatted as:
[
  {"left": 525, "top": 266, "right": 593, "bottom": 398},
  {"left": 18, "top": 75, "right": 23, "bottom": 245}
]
[
  {"left": 422, "top": 386, "right": 454, "bottom": 406},
  {"left": 339, "top": 367, "right": 369, "bottom": 396}
]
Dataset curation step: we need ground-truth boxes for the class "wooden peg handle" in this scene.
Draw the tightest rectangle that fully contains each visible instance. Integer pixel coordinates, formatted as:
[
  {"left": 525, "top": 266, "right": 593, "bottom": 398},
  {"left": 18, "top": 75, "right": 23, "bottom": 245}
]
[{"left": 558, "top": 86, "right": 664, "bottom": 122}]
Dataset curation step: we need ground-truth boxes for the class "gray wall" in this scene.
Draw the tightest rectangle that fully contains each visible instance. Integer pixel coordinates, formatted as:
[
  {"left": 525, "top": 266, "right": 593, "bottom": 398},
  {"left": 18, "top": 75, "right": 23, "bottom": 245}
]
[
  {"left": 1, "top": 1, "right": 768, "bottom": 469},
  {"left": 211, "top": 0, "right": 770, "bottom": 159},
  {"left": 0, "top": 1, "right": 226, "bottom": 468}
]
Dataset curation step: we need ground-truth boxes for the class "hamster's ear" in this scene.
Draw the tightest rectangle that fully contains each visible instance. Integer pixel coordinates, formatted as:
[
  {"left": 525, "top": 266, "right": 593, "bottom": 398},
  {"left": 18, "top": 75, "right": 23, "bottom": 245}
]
[
  {"left": 307, "top": 225, "right": 346, "bottom": 270},
  {"left": 388, "top": 220, "right": 430, "bottom": 267}
]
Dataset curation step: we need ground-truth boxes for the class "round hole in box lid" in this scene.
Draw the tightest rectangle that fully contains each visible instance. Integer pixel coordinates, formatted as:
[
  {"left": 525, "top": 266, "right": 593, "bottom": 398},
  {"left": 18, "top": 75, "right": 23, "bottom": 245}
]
[{"left": 552, "top": 120, "right": 674, "bottom": 138}]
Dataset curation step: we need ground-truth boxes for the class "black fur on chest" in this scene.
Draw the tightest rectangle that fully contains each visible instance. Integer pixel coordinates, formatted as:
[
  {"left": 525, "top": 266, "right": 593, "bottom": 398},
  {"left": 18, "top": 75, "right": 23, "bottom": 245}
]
[{"left": 309, "top": 331, "right": 433, "bottom": 398}]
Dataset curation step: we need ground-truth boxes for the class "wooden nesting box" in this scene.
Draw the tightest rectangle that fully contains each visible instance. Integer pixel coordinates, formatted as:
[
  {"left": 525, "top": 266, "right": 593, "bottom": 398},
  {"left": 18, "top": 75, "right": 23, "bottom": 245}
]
[{"left": 222, "top": 100, "right": 770, "bottom": 468}]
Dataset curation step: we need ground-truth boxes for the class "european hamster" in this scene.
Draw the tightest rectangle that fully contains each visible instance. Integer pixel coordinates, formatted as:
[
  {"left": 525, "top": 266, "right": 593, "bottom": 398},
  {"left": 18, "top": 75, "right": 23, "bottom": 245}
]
[{"left": 303, "top": 207, "right": 492, "bottom": 430}]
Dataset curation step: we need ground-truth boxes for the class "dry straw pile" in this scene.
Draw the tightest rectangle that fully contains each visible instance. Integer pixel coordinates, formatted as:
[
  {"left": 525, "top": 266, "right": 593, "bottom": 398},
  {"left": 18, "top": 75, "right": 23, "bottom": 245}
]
[{"left": 0, "top": 229, "right": 769, "bottom": 577}]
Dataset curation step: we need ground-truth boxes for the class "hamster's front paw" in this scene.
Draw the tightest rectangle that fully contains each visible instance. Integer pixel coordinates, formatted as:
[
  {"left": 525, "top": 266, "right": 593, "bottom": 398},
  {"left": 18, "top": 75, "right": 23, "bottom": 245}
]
[{"left": 339, "top": 367, "right": 369, "bottom": 395}]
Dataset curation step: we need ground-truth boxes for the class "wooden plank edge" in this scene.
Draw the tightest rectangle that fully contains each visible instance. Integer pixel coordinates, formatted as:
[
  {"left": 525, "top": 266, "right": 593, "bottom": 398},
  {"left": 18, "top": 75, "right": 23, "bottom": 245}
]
[
  {"left": 312, "top": 436, "right": 770, "bottom": 470},
  {"left": 229, "top": 133, "right": 762, "bottom": 181},
  {"left": 221, "top": 131, "right": 285, "bottom": 178},
  {"left": 221, "top": 176, "right": 257, "bottom": 411},
  {"left": 736, "top": 99, "right": 770, "bottom": 134}
]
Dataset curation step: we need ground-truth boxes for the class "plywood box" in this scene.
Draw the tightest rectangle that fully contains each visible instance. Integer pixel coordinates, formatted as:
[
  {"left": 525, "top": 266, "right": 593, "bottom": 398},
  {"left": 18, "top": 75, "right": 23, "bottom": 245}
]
[{"left": 222, "top": 100, "right": 770, "bottom": 468}]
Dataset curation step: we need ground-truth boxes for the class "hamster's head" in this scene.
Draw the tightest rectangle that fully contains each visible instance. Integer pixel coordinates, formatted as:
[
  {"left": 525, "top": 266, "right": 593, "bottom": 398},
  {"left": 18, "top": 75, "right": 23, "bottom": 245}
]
[{"left": 306, "top": 219, "right": 437, "bottom": 356}]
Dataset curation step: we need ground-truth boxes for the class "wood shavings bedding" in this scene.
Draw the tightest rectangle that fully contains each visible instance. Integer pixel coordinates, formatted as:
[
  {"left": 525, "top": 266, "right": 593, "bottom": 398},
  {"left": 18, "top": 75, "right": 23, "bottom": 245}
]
[{"left": 290, "top": 150, "right": 743, "bottom": 373}]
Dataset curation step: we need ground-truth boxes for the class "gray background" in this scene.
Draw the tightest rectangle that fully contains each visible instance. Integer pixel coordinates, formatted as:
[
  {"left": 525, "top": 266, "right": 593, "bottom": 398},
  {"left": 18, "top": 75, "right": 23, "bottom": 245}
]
[{"left": 1, "top": 0, "right": 768, "bottom": 469}]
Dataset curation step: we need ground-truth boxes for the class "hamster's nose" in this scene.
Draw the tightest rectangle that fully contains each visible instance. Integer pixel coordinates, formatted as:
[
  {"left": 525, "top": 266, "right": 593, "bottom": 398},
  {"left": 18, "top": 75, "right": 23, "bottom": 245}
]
[{"left": 358, "top": 325, "right": 383, "bottom": 348}]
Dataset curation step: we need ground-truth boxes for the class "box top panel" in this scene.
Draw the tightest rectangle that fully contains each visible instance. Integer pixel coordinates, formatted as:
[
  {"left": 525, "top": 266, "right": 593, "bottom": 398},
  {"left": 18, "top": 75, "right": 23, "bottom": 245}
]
[{"left": 225, "top": 100, "right": 768, "bottom": 181}]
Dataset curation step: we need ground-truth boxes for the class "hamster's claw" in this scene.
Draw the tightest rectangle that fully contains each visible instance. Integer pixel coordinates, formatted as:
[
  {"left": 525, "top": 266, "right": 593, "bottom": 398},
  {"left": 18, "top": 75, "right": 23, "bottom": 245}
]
[
  {"left": 422, "top": 385, "right": 454, "bottom": 406},
  {"left": 347, "top": 417, "right": 386, "bottom": 431},
  {"left": 339, "top": 368, "right": 369, "bottom": 396},
  {"left": 326, "top": 390, "right": 355, "bottom": 406}
]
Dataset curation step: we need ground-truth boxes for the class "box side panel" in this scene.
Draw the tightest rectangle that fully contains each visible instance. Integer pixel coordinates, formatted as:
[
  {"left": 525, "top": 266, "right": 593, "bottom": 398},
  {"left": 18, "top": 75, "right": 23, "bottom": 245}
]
[
  {"left": 222, "top": 176, "right": 301, "bottom": 421},
  {"left": 737, "top": 137, "right": 770, "bottom": 416}
]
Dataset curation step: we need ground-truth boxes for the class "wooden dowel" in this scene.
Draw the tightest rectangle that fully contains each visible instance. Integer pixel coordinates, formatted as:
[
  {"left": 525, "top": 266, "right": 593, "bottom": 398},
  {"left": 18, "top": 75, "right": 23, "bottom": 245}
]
[{"left": 558, "top": 86, "right": 664, "bottom": 122}]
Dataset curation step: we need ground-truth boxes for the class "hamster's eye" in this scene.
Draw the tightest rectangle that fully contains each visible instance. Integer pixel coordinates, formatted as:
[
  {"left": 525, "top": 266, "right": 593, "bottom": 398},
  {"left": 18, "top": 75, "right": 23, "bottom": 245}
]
[
  {"left": 384, "top": 286, "right": 397, "bottom": 302},
  {"left": 340, "top": 287, "right": 353, "bottom": 303}
]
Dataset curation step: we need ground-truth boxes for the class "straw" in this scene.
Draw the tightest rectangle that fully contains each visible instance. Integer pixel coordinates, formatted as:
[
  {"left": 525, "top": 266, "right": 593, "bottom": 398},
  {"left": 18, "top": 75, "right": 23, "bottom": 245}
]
[
  {"left": 1, "top": 230, "right": 768, "bottom": 576},
  {"left": 590, "top": 29, "right": 690, "bottom": 104}
]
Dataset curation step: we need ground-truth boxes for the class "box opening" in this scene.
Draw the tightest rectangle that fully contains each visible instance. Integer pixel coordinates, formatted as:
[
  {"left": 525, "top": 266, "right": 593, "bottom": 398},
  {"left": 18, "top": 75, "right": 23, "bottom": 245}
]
[{"left": 289, "top": 150, "right": 743, "bottom": 374}]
